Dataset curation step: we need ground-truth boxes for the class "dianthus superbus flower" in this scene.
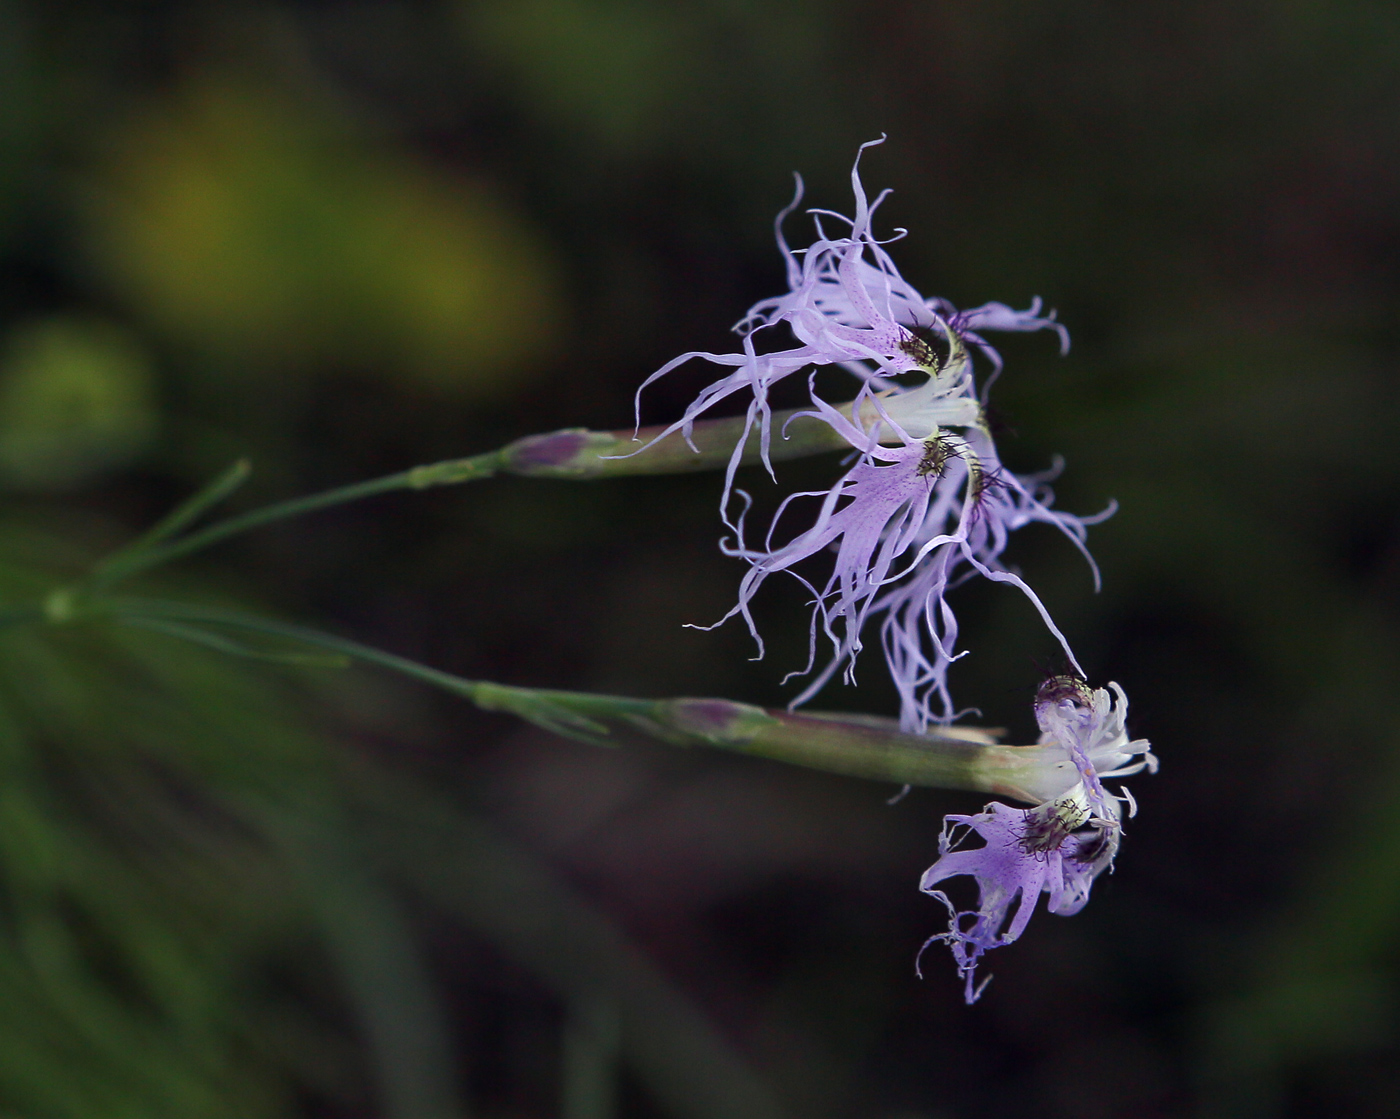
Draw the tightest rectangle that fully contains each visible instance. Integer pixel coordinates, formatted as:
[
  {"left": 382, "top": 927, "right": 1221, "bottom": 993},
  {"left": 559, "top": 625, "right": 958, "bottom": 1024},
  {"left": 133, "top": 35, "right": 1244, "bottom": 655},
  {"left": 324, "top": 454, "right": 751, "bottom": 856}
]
[
  {"left": 635, "top": 138, "right": 1108, "bottom": 729},
  {"left": 919, "top": 677, "right": 1156, "bottom": 1002}
]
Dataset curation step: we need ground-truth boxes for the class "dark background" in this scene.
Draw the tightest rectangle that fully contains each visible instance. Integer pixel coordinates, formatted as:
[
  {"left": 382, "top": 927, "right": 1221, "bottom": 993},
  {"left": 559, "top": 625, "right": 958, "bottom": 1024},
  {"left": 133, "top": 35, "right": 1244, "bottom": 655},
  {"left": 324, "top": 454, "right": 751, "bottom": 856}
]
[{"left": 0, "top": 2, "right": 1397, "bottom": 1117}]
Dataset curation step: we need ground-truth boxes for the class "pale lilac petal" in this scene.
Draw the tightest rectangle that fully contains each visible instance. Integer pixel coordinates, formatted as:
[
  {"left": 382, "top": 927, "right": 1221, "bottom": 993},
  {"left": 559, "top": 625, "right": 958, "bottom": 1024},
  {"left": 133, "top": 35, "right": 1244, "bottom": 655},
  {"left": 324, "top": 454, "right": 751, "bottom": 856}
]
[
  {"left": 919, "top": 683, "right": 1151, "bottom": 1002},
  {"left": 919, "top": 803, "right": 1058, "bottom": 1003}
]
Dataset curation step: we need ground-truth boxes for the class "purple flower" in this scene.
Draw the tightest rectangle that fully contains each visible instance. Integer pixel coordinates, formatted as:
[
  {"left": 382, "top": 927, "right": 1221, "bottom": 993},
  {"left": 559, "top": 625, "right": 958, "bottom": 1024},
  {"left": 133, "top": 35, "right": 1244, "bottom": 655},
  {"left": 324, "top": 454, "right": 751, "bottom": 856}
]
[
  {"left": 632, "top": 138, "right": 1065, "bottom": 501},
  {"left": 919, "top": 679, "right": 1156, "bottom": 1002},
  {"left": 635, "top": 139, "right": 1105, "bottom": 730},
  {"left": 778, "top": 419, "right": 1111, "bottom": 732}
]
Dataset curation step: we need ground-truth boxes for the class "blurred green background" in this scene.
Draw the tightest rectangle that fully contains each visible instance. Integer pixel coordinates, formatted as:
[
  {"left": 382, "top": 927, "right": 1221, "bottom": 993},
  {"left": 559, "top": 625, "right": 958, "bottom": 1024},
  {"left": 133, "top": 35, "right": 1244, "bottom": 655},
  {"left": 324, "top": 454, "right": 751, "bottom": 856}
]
[{"left": 0, "top": 1, "right": 1397, "bottom": 1116}]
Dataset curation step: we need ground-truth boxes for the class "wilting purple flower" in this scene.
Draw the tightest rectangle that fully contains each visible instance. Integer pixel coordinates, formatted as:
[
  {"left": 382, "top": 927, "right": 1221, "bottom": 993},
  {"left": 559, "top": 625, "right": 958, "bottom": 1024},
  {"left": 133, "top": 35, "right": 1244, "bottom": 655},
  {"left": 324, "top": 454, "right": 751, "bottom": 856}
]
[
  {"left": 635, "top": 139, "right": 1104, "bottom": 729},
  {"left": 920, "top": 678, "right": 1156, "bottom": 1003}
]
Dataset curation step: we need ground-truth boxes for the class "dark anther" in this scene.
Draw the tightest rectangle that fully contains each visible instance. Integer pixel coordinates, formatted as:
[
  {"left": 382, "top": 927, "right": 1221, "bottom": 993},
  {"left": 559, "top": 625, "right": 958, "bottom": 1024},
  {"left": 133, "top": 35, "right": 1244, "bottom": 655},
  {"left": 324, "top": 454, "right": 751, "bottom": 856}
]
[
  {"left": 916, "top": 434, "right": 959, "bottom": 478},
  {"left": 897, "top": 328, "right": 940, "bottom": 371},
  {"left": 1017, "top": 809, "right": 1073, "bottom": 855},
  {"left": 1035, "top": 673, "right": 1093, "bottom": 711}
]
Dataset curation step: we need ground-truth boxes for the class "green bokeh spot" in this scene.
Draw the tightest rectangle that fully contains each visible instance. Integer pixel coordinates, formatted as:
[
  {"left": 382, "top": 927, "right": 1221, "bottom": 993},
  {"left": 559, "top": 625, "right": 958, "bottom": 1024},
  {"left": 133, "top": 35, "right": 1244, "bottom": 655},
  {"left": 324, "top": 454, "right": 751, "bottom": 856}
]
[{"left": 0, "top": 318, "right": 158, "bottom": 491}]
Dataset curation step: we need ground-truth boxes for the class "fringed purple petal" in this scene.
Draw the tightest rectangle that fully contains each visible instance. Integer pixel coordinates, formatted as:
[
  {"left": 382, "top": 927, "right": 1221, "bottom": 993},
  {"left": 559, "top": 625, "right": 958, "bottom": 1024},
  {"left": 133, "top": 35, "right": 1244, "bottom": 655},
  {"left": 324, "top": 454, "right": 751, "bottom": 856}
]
[
  {"left": 919, "top": 682, "right": 1151, "bottom": 1003},
  {"left": 919, "top": 801, "right": 1118, "bottom": 1003},
  {"left": 633, "top": 142, "right": 1100, "bottom": 728}
]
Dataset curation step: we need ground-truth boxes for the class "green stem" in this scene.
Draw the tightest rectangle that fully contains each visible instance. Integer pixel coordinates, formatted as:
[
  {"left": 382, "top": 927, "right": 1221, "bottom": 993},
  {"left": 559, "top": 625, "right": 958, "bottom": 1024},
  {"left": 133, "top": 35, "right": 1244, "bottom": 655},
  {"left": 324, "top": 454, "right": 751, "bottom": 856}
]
[
  {"left": 89, "top": 452, "right": 504, "bottom": 588},
  {"left": 90, "top": 459, "right": 252, "bottom": 584},
  {"left": 496, "top": 405, "right": 850, "bottom": 479},
  {"left": 85, "top": 401, "right": 859, "bottom": 589},
  {"left": 107, "top": 597, "right": 1052, "bottom": 803}
]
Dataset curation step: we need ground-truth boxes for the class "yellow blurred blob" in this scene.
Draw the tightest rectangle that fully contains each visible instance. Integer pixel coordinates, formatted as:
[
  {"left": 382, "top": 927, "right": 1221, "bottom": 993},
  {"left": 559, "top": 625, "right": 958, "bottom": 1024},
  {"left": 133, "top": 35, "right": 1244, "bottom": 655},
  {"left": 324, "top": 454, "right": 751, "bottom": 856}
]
[
  {"left": 0, "top": 317, "right": 158, "bottom": 490},
  {"left": 84, "top": 81, "right": 561, "bottom": 396}
]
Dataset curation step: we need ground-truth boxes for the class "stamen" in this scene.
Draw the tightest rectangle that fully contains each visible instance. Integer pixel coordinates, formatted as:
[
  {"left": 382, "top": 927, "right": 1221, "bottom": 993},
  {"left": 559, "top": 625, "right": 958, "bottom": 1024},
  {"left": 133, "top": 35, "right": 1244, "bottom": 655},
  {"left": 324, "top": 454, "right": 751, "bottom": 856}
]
[
  {"left": 897, "top": 328, "right": 941, "bottom": 371},
  {"left": 915, "top": 433, "right": 959, "bottom": 478}
]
